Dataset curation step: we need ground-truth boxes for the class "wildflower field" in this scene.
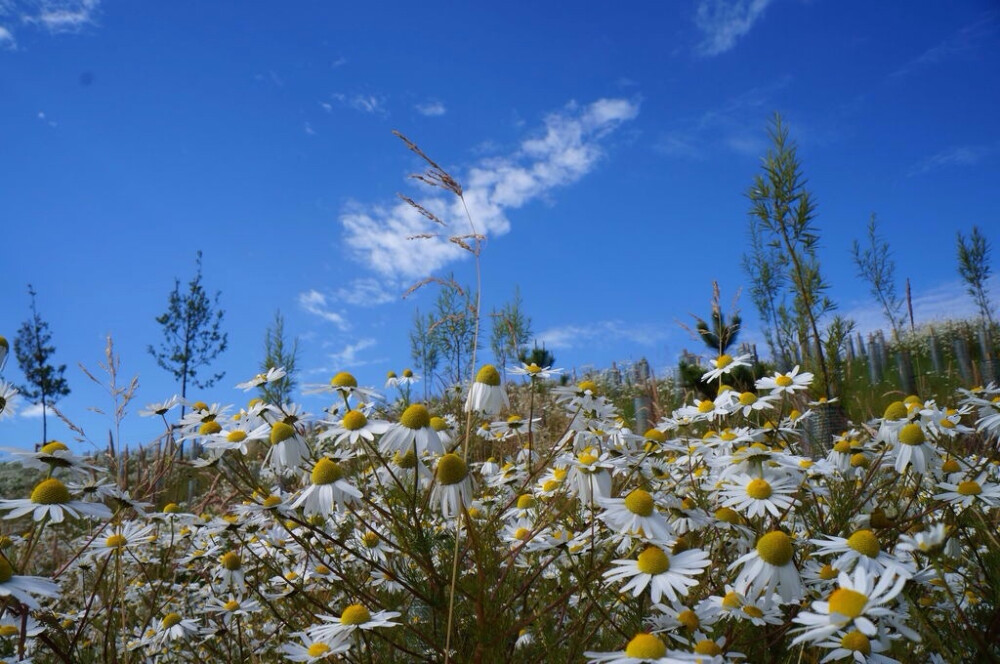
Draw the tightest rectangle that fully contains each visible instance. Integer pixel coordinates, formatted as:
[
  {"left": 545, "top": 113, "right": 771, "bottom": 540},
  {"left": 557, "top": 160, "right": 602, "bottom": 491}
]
[{"left": 3, "top": 341, "right": 1000, "bottom": 663}]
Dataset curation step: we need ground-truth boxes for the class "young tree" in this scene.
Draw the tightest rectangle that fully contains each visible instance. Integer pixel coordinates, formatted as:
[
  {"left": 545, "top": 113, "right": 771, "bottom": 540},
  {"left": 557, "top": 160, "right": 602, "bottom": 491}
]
[
  {"left": 746, "top": 113, "right": 837, "bottom": 396},
  {"left": 430, "top": 277, "right": 478, "bottom": 387},
  {"left": 852, "top": 214, "right": 905, "bottom": 339},
  {"left": 148, "top": 251, "right": 228, "bottom": 416},
  {"left": 957, "top": 225, "right": 996, "bottom": 327},
  {"left": 410, "top": 307, "right": 440, "bottom": 400},
  {"left": 260, "top": 310, "right": 299, "bottom": 405},
  {"left": 490, "top": 286, "right": 533, "bottom": 373},
  {"left": 14, "top": 284, "right": 70, "bottom": 444}
]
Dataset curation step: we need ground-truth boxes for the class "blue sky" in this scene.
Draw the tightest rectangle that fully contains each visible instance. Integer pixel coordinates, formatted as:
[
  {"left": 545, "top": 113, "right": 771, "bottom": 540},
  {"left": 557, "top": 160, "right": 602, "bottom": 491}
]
[{"left": 1, "top": 1, "right": 998, "bottom": 451}]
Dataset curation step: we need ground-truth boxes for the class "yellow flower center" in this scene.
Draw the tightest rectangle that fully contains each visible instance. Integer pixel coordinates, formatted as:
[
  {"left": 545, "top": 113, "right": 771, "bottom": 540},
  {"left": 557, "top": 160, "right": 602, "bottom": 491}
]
[
  {"left": 743, "top": 605, "right": 764, "bottom": 618},
  {"left": 341, "top": 604, "right": 371, "bottom": 625},
  {"left": 403, "top": 369, "right": 414, "bottom": 378},
  {"left": 436, "top": 454, "right": 468, "bottom": 485},
  {"left": 722, "top": 591, "right": 741, "bottom": 609},
  {"left": 847, "top": 530, "right": 880, "bottom": 558},
  {"left": 361, "top": 531, "right": 379, "bottom": 548},
  {"left": 850, "top": 453, "right": 869, "bottom": 468},
  {"left": 307, "top": 642, "right": 331, "bottom": 657},
  {"left": 311, "top": 458, "right": 344, "bottom": 485},
  {"left": 513, "top": 527, "right": 531, "bottom": 541},
  {"left": 898, "top": 423, "right": 925, "bottom": 446},
  {"left": 677, "top": 609, "right": 699, "bottom": 630},
  {"left": 715, "top": 354, "right": 733, "bottom": 369},
  {"left": 400, "top": 404, "right": 431, "bottom": 429},
  {"left": 227, "top": 430, "right": 247, "bottom": 443},
  {"left": 192, "top": 401, "right": 208, "bottom": 411},
  {"left": 715, "top": 507, "right": 741, "bottom": 524},
  {"left": 517, "top": 494, "right": 536, "bottom": 509},
  {"left": 957, "top": 480, "right": 982, "bottom": 496},
  {"left": 542, "top": 479, "right": 560, "bottom": 492},
  {"left": 219, "top": 552, "right": 241, "bottom": 571},
  {"left": 342, "top": 410, "right": 368, "bottom": 431},
  {"left": 756, "top": 531, "right": 793, "bottom": 566},
  {"left": 330, "top": 372, "right": 358, "bottom": 388},
  {"left": 578, "top": 452, "right": 598, "bottom": 465},
  {"left": 644, "top": 429, "right": 667, "bottom": 443},
  {"left": 394, "top": 449, "right": 417, "bottom": 469},
  {"left": 939, "top": 418, "right": 956, "bottom": 429},
  {"left": 430, "top": 416, "right": 449, "bottom": 431},
  {"left": 161, "top": 613, "right": 182, "bottom": 629},
  {"left": 199, "top": 421, "right": 222, "bottom": 436},
  {"left": 624, "top": 489, "right": 655, "bottom": 517},
  {"left": 0, "top": 557, "right": 13, "bottom": 583},
  {"left": 775, "top": 375, "right": 793, "bottom": 387},
  {"left": 694, "top": 640, "right": 722, "bottom": 656},
  {"left": 315, "top": 565, "right": 331, "bottom": 575},
  {"left": 270, "top": 422, "right": 295, "bottom": 445},
  {"left": 31, "top": 478, "right": 71, "bottom": 505},
  {"left": 386, "top": 370, "right": 397, "bottom": 379},
  {"left": 262, "top": 495, "right": 282, "bottom": 508},
  {"left": 697, "top": 400, "right": 715, "bottom": 413},
  {"left": 40, "top": 441, "right": 69, "bottom": 454},
  {"left": 833, "top": 440, "right": 852, "bottom": 454},
  {"left": 819, "top": 564, "right": 839, "bottom": 580},
  {"left": 636, "top": 546, "right": 670, "bottom": 575},
  {"left": 883, "top": 401, "right": 908, "bottom": 420},
  {"left": 105, "top": 534, "right": 128, "bottom": 549},
  {"left": 828, "top": 588, "right": 868, "bottom": 619},
  {"left": 738, "top": 392, "right": 757, "bottom": 406},
  {"left": 840, "top": 630, "right": 871, "bottom": 655},
  {"left": 577, "top": 380, "right": 598, "bottom": 393},
  {"left": 746, "top": 478, "right": 772, "bottom": 500},
  {"left": 475, "top": 365, "right": 501, "bottom": 386},
  {"left": 624, "top": 633, "right": 666, "bottom": 659},
  {"left": 0, "top": 624, "right": 19, "bottom": 637},
  {"left": 223, "top": 599, "right": 240, "bottom": 611}
]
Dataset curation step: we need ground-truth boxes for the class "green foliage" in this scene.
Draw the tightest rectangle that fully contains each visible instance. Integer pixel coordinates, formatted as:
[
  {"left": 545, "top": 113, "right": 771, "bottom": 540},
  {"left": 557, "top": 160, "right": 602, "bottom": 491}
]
[
  {"left": 957, "top": 225, "right": 995, "bottom": 327},
  {"left": 259, "top": 310, "right": 299, "bottom": 404},
  {"left": 147, "top": 251, "right": 228, "bottom": 402},
  {"left": 518, "top": 343, "right": 555, "bottom": 369},
  {"left": 428, "top": 276, "right": 478, "bottom": 387},
  {"left": 410, "top": 307, "right": 440, "bottom": 400},
  {"left": 14, "top": 284, "right": 70, "bottom": 443},
  {"left": 852, "top": 214, "right": 905, "bottom": 338},
  {"left": 490, "top": 286, "right": 533, "bottom": 373},
  {"left": 745, "top": 113, "right": 838, "bottom": 396}
]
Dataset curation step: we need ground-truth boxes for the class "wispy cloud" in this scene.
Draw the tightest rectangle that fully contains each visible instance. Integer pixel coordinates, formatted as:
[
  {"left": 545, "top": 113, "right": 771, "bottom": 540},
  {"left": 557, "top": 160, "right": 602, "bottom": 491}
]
[
  {"left": 842, "top": 278, "right": 998, "bottom": 337},
  {"left": 0, "top": 0, "right": 100, "bottom": 45},
  {"left": 536, "top": 320, "right": 669, "bottom": 351},
  {"left": 694, "top": 0, "right": 774, "bottom": 57},
  {"left": 656, "top": 77, "right": 791, "bottom": 158},
  {"left": 333, "top": 278, "right": 397, "bottom": 307},
  {"left": 298, "top": 290, "right": 349, "bottom": 330},
  {"left": 19, "top": 402, "right": 47, "bottom": 419},
  {"left": 305, "top": 339, "right": 381, "bottom": 374},
  {"left": 907, "top": 143, "right": 997, "bottom": 177},
  {"left": 331, "top": 93, "right": 388, "bottom": 116},
  {"left": 304, "top": 122, "right": 316, "bottom": 136},
  {"left": 893, "top": 11, "right": 998, "bottom": 78},
  {"left": 341, "top": 97, "right": 640, "bottom": 281},
  {"left": 415, "top": 100, "right": 447, "bottom": 117}
]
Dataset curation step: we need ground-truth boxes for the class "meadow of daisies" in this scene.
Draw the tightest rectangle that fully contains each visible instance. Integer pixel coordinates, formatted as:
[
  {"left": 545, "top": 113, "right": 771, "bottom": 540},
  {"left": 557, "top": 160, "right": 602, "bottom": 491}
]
[{"left": 2, "top": 347, "right": 1000, "bottom": 664}]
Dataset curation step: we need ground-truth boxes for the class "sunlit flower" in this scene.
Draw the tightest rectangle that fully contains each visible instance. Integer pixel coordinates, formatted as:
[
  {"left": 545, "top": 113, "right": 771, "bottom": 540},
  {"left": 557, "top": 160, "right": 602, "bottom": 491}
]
[
  {"left": 791, "top": 567, "right": 908, "bottom": 645},
  {"left": 701, "top": 353, "right": 752, "bottom": 383},
  {"left": 598, "top": 489, "right": 673, "bottom": 542},
  {"left": 718, "top": 471, "right": 800, "bottom": 519},
  {"left": 379, "top": 404, "right": 443, "bottom": 456},
  {"left": 431, "top": 454, "right": 473, "bottom": 518},
  {"left": 729, "top": 530, "right": 803, "bottom": 604},
  {"left": 290, "top": 457, "right": 363, "bottom": 517},
  {"left": 756, "top": 365, "right": 813, "bottom": 395},
  {"left": 235, "top": 366, "right": 287, "bottom": 391},
  {"left": 465, "top": 364, "right": 510, "bottom": 415},
  {"left": 0, "top": 478, "right": 112, "bottom": 523},
  {"left": 604, "top": 544, "right": 711, "bottom": 604},
  {"left": 0, "top": 380, "right": 20, "bottom": 420},
  {"left": 0, "top": 555, "right": 60, "bottom": 608},
  {"left": 934, "top": 474, "right": 1000, "bottom": 508},
  {"left": 281, "top": 633, "right": 352, "bottom": 662},
  {"left": 584, "top": 632, "right": 681, "bottom": 663},
  {"left": 508, "top": 362, "right": 563, "bottom": 380},
  {"left": 307, "top": 603, "right": 401, "bottom": 642}
]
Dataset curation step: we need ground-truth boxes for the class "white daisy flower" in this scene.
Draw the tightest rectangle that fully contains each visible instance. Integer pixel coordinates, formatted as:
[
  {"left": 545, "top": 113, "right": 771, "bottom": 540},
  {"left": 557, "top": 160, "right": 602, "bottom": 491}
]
[
  {"left": 138, "top": 395, "right": 182, "bottom": 418},
  {"left": 791, "top": 566, "right": 908, "bottom": 646},
  {"left": 717, "top": 471, "right": 800, "bottom": 519},
  {"left": 701, "top": 353, "right": 752, "bottom": 383},
  {"left": 0, "top": 478, "right": 112, "bottom": 523},
  {"left": 756, "top": 365, "right": 813, "bottom": 395},
  {"left": 508, "top": 362, "right": 563, "bottom": 380},
  {"left": 603, "top": 544, "right": 711, "bottom": 604},
  {"left": 431, "top": 454, "right": 473, "bottom": 519},
  {"left": 465, "top": 364, "right": 510, "bottom": 416},
  {"left": 88, "top": 521, "right": 157, "bottom": 559},
  {"left": 0, "top": 556, "right": 60, "bottom": 609},
  {"left": 598, "top": 489, "right": 673, "bottom": 543},
  {"left": 378, "top": 404, "right": 443, "bottom": 456},
  {"left": 814, "top": 628, "right": 900, "bottom": 663},
  {"left": 584, "top": 632, "right": 681, "bottom": 664},
  {"left": 891, "top": 422, "right": 937, "bottom": 475},
  {"left": 264, "top": 421, "right": 311, "bottom": 474},
  {"left": 728, "top": 530, "right": 803, "bottom": 605},
  {"left": 307, "top": 603, "right": 401, "bottom": 642},
  {"left": 0, "top": 380, "right": 20, "bottom": 420},
  {"left": 281, "top": 633, "right": 352, "bottom": 662},
  {"left": 318, "top": 409, "right": 389, "bottom": 446},
  {"left": 290, "top": 458, "right": 363, "bottom": 517},
  {"left": 811, "top": 529, "right": 913, "bottom": 579},
  {"left": 235, "top": 366, "right": 287, "bottom": 391},
  {"left": 934, "top": 474, "right": 1000, "bottom": 508}
]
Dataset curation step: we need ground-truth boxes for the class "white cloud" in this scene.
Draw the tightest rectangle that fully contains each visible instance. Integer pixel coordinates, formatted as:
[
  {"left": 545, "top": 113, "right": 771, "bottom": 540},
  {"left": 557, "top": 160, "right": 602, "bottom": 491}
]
[
  {"left": 325, "top": 338, "right": 377, "bottom": 368},
  {"left": 26, "top": 0, "right": 100, "bottom": 33},
  {"left": 341, "top": 97, "right": 640, "bottom": 280},
  {"left": 19, "top": 402, "right": 47, "bottom": 419},
  {"left": 907, "top": 144, "right": 996, "bottom": 177},
  {"left": 536, "top": 320, "right": 669, "bottom": 351},
  {"left": 841, "top": 278, "right": 999, "bottom": 337},
  {"left": 415, "top": 100, "right": 446, "bottom": 117},
  {"left": 333, "top": 278, "right": 397, "bottom": 307},
  {"left": 331, "top": 93, "right": 387, "bottom": 116},
  {"left": 0, "top": 25, "right": 14, "bottom": 46},
  {"left": 304, "top": 122, "right": 316, "bottom": 136},
  {"left": 893, "top": 11, "right": 998, "bottom": 77},
  {"left": 694, "top": 0, "right": 774, "bottom": 56},
  {"left": 298, "top": 290, "right": 349, "bottom": 330}
]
